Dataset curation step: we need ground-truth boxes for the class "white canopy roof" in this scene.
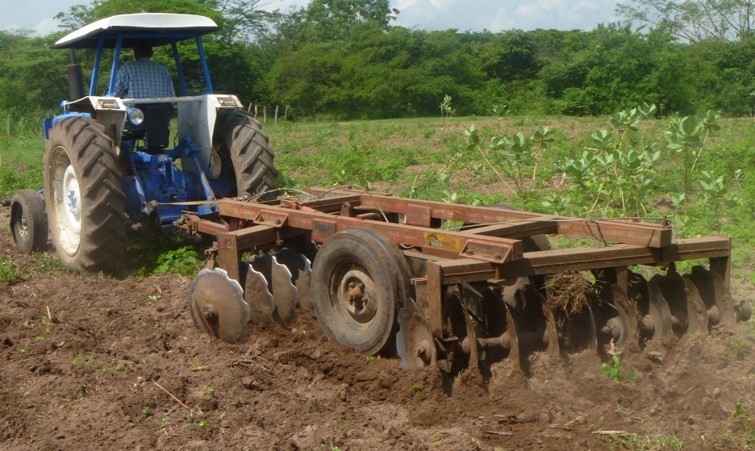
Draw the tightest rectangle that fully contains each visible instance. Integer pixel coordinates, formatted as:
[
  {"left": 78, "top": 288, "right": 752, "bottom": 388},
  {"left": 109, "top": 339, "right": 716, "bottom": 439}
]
[{"left": 53, "top": 13, "right": 220, "bottom": 49}]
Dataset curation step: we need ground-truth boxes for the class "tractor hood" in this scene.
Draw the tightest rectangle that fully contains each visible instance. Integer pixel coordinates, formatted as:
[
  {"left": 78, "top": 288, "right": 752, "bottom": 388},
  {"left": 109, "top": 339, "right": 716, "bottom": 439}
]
[{"left": 53, "top": 13, "right": 220, "bottom": 49}]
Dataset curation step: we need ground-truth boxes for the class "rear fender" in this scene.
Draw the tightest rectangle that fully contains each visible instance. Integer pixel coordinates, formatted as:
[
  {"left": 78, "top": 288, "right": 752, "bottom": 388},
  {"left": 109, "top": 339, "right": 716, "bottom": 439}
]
[
  {"left": 54, "top": 96, "right": 127, "bottom": 145},
  {"left": 176, "top": 94, "right": 242, "bottom": 175}
]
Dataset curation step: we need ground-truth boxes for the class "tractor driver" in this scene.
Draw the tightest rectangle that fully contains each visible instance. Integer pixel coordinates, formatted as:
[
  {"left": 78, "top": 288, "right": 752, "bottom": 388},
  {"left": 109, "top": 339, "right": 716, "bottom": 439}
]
[{"left": 112, "top": 45, "right": 175, "bottom": 99}]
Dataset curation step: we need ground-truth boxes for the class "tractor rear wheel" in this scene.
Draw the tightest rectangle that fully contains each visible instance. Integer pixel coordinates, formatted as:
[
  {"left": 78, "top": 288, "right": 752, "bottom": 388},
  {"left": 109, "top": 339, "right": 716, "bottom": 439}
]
[
  {"left": 213, "top": 109, "right": 277, "bottom": 198},
  {"left": 10, "top": 189, "right": 48, "bottom": 253},
  {"left": 44, "top": 117, "right": 125, "bottom": 273}
]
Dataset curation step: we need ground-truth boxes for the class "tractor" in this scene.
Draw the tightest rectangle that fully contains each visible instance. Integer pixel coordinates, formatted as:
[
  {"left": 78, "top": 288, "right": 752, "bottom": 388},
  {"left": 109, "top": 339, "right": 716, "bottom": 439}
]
[
  {"left": 9, "top": 14, "right": 751, "bottom": 376},
  {"left": 10, "top": 13, "right": 276, "bottom": 272}
]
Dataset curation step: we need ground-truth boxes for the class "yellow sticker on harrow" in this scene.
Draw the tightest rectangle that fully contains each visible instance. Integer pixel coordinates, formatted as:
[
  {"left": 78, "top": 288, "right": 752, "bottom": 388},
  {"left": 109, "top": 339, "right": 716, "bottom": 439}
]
[{"left": 423, "top": 233, "right": 463, "bottom": 251}]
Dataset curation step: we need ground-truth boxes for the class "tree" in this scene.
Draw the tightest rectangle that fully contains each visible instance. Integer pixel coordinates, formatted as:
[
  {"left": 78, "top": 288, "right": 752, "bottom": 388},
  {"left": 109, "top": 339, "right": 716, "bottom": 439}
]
[{"left": 616, "top": 0, "right": 755, "bottom": 42}]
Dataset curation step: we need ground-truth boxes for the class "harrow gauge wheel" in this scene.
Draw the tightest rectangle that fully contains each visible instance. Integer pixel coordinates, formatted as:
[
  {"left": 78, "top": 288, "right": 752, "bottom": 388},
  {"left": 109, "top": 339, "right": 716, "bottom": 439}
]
[
  {"left": 312, "top": 228, "right": 410, "bottom": 356},
  {"left": 188, "top": 268, "right": 250, "bottom": 344}
]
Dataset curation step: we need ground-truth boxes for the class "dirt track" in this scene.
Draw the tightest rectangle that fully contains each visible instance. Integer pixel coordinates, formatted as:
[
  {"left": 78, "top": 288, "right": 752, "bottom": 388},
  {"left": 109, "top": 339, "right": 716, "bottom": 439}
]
[{"left": 1, "top": 204, "right": 754, "bottom": 450}]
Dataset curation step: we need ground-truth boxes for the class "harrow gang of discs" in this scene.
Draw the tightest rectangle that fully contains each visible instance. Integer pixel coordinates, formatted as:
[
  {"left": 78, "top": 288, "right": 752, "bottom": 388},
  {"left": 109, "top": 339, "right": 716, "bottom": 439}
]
[{"left": 182, "top": 188, "right": 752, "bottom": 373}]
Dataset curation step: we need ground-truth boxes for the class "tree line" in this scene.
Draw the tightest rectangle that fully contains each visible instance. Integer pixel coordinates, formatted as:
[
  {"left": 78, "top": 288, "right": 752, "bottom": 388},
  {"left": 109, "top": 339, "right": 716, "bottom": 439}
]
[{"left": 1, "top": 0, "right": 754, "bottom": 120}]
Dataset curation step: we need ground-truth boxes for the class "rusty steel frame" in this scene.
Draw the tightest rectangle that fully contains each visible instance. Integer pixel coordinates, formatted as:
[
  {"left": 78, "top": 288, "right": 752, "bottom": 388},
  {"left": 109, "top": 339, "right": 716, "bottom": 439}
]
[{"left": 179, "top": 188, "right": 732, "bottom": 339}]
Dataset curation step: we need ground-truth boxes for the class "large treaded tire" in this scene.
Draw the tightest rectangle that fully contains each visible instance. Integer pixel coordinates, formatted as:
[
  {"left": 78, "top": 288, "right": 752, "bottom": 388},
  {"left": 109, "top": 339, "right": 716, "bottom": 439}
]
[
  {"left": 213, "top": 108, "right": 277, "bottom": 198},
  {"left": 44, "top": 117, "right": 125, "bottom": 273},
  {"left": 10, "top": 189, "right": 48, "bottom": 254}
]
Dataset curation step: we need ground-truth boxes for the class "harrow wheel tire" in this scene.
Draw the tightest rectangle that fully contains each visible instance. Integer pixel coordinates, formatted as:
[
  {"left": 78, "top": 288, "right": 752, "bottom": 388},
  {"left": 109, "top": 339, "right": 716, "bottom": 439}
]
[
  {"left": 10, "top": 189, "right": 48, "bottom": 254},
  {"left": 44, "top": 117, "right": 125, "bottom": 273},
  {"left": 312, "top": 228, "right": 409, "bottom": 356},
  {"left": 213, "top": 108, "right": 277, "bottom": 198}
]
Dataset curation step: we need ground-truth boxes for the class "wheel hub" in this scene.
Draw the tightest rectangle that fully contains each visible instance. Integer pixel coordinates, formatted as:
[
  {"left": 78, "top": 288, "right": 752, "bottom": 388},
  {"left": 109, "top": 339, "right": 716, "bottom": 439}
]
[
  {"left": 63, "top": 165, "right": 82, "bottom": 236},
  {"left": 339, "top": 269, "right": 377, "bottom": 323}
]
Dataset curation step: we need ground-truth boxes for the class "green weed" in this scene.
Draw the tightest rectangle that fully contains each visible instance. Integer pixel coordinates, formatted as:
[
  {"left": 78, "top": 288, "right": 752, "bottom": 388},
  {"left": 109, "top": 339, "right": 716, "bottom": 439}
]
[
  {"left": 725, "top": 338, "right": 749, "bottom": 360},
  {"left": 601, "top": 355, "right": 639, "bottom": 382},
  {"left": 0, "top": 256, "right": 26, "bottom": 284},
  {"left": 410, "top": 382, "right": 423, "bottom": 392},
  {"left": 606, "top": 432, "right": 683, "bottom": 450},
  {"left": 202, "top": 386, "right": 216, "bottom": 396},
  {"left": 727, "top": 402, "right": 755, "bottom": 447},
  {"left": 154, "top": 246, "right": 201, "bottom": 277},
  {"left": 72, "top": 351, "right": 94, "bottom": 366}
]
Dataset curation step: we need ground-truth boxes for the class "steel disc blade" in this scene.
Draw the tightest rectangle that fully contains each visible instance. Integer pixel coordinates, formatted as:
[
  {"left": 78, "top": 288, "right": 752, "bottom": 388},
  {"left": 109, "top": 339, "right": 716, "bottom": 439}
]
[
  {"left": 538, "top": 289, "right": 560, "bottom": 356},
  {"left": 685, "top": 266, "right": 736, "bottom": 328},
  {"left": 273, "top": 248, "right": 313, "bottom": 311},
  {"left": 611, "top": 284, "right": 639, "bottom": 347},
  {"left": 646, "top": 280, "right": 673, "bottom": 338},
  {"left": 244, "top": 261, "right": 276, "bottom": 325},
  {"left": 682, "top": 279, "right": 709, "bottom": 335},
  {"left": 594, "top": 282, "right": 638, "bottom": 349},
  {"left": 555, "top": 294, "right": 598, "bottom": 353},
  {"left": 504, "top": 304, "right": 521, "bottom": 366},
  {"left": 188, "top": 268, "right": 250, "bottom": 344},
  {"left": 652, "top": 272, "right": 689, "bottom": 338},
  {"left": 404, "top": 303, "right": 436, "bottom": 369},
  {"left": 628, "top": 273, "right": 672, "bottom": 340},
  {"left": 270, "top": 255, "right": 298, "bottom": 327}
]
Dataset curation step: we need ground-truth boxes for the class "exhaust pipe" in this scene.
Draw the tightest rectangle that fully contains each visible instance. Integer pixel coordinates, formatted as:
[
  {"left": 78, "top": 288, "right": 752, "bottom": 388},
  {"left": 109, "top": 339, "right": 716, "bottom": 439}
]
[{"left": 67, "top": 49, "right": 85, "bottom": 100}]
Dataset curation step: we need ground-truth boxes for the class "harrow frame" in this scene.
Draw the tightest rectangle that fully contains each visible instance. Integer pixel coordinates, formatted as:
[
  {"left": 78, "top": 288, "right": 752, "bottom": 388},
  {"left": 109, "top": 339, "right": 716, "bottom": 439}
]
[{"left": 179, "top": 188, "right": 738, "bottom": 369}]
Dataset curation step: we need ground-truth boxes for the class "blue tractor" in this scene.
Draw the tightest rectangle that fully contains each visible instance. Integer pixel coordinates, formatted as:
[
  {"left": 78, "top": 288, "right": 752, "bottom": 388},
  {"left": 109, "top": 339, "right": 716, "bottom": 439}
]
[{"left": 9, "top": 13, "right": 277, "bottom": 272}]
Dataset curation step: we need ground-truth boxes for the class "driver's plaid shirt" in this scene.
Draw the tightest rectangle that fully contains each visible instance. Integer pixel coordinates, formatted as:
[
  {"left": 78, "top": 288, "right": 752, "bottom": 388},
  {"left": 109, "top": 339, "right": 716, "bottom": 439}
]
[{"left": 112, "top": 58, "right": 175, "bottom": 98}]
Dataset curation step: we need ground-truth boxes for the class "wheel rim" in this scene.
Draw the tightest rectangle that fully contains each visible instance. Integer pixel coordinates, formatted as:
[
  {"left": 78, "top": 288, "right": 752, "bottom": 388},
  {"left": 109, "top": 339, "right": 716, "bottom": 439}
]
[
  {"left": 12, "top": 208, "right": 29, "bottom": 242},
  {"left": 50, "top": 147, "right": 81, "bottom": 255},
  {"left": 333, "top": 266, "right": 379, "bottom": 325}
]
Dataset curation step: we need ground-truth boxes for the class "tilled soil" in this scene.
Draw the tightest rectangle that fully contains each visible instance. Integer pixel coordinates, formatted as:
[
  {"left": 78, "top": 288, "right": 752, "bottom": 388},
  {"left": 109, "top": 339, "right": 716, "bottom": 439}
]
[{"left": 1, "top": 204, "right": 754, "bottom": 450}]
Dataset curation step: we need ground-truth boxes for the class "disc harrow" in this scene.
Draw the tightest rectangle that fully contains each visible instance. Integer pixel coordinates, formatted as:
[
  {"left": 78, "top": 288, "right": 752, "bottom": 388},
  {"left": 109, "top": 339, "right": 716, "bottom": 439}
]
[{"left": 180, "top": 188, "right": 752, "bottom": 373}]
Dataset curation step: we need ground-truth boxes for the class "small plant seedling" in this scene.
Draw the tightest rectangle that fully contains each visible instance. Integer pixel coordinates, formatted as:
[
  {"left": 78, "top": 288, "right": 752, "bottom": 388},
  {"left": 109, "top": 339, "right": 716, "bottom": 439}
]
[
  {"left": 366, "top": 355, "right": 377, "bottom": 364},
  {"left": 72, "top": 351, "right": 94, "bottom": 366},
  {"left": 33, "top": 335, "right": 44, "bottom": 341},
  {"left": 20, "top": 344, "right": 31, "bottom": 353},
  {"left": 198, "top": 419, "right": 210, "bottom": 428},
  {"left": 410, "top": 382, "right": 423, "bottom": 392},
  {"left": 203, "top": 386, "right": 216, "bottom": 395},
  {"left": 142, "top": 406, "right": 153, "bottom": 416},
  {"left": 148, "top": 294, "right": 161, "bottom": 302},
  {"left": 601, "top": 355, "right": 638, "bottom": 382},
  {"left": 0, "top": 256, "right": 26, "bottom": 284}
]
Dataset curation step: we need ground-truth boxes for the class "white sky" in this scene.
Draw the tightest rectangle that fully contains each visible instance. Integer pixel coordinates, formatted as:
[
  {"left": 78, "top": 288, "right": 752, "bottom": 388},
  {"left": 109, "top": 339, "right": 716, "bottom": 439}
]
[{"left": 0, "top": 0, "right": 622, "bottom": 35}]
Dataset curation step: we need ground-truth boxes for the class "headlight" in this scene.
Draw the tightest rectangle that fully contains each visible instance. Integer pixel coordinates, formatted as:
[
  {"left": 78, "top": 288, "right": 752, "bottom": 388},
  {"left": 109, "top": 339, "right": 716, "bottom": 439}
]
[{"left": 128, "top": 107, "right": 144, "bottom": 126}]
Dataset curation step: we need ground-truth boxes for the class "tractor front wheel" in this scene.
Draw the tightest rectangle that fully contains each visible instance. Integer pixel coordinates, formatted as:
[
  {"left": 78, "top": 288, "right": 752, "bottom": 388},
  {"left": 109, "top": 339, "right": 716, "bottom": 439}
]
[
  {"left": 44, "top": 117, "right": 125, "bottom": 273},
  {"left": 10, "top": 189, "right": 48, "bottom": 253}
]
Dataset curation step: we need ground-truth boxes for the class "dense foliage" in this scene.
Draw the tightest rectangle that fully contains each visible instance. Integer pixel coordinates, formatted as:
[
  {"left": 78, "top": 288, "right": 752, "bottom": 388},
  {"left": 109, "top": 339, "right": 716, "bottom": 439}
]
[{"left": 1, "top": 0, "right": 755, "bottom": 120}]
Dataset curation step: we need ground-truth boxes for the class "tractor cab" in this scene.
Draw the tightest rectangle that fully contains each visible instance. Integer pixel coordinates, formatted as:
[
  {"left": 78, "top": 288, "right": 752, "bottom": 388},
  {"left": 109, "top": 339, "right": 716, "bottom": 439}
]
[
  {"left": 12, "top": 13, "right": 276, "bottom": 273},
  {"left": 44, "top": 13, "right": 274, "bottom": 231}
]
